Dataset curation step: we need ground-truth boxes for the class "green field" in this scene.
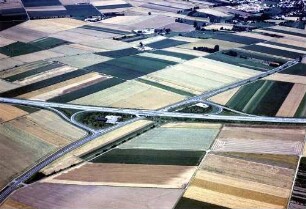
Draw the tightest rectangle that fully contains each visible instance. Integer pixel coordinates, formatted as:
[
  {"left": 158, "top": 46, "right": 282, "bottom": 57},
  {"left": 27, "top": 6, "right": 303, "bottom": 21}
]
[
  {"left": 226, "top": 80, "right": 293, "bottom": 116},
  {"left": 295, "top": 94, "right": 306, "bottom": 118},
  {"left": 147, "top": 39, "right": 188, "bottom": 49},
  {"left": 119, "top": 127, "right": 219, "bottom": 151},
  {"left": 29, "top": 37, "right": 69, "bottom": 50},
  {"left": 97, "top": 48, "right": 140, "bottom": 58},
  {"left": 87, "top": 55, "right": 177, "bottom": 80},
  {"left": 137, "top": 78, "right": 195, "bottom": 97},
  {"left": 206, "top": 52, "right": 272, "bottom": 71},
  {"left": 90, "top": 148, "right": 205, "bottom": 166},
  {"left": 281, "top": 63, "right": 306, "bottom": 76},
  {"left": 0, "top": 42, "right": 41, "bottom": 57},
  {"left": 151, "top": 50, "right": 196, "bottom": 60}
]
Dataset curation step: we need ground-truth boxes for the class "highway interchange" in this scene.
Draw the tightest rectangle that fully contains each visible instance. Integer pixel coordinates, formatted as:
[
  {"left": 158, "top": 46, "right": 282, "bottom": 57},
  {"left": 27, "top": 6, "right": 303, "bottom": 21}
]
[{"left": 0, "top": 58, "right": 304, "bottom": 203}]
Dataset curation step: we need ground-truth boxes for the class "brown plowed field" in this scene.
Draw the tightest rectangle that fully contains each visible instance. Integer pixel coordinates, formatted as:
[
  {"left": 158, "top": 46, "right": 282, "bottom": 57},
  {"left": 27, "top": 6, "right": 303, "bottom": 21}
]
[
  {"left": 181, "top": 152, "right": 296, "bottom": 209},
  {"left": 52, "top": 163, "right": 196, "bottom": 188},
  {"left": 1, "top": 183, "right": 183, "bottom": 209}
]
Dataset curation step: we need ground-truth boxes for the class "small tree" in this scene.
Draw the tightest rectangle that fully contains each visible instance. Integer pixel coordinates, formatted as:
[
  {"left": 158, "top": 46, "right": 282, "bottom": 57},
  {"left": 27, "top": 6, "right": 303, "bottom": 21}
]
[
  {"left": 214, "top": 45, "right": 220, "bottom": 52},
  {"left": 148, "top": 12, "right": 152, "bottom": 15}
]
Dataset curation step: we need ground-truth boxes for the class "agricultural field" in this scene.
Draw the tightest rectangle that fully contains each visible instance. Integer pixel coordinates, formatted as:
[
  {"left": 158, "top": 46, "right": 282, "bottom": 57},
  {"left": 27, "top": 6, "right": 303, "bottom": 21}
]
[
  {"left": 212, "top": 79, "right": 306, "bottom": 117},
  {"left": 90, "top": 149, "right": 205, "bottom": 166},
  {"left": 71, "top": 80, "right": 186, "bottom": 109},
  {"left": 280, "top": 63, "right": 306, "bottom": 76},
  {"left": 0, "top": 79, "right": 20, "bottom": 93},
  {"left": 177, "top": 152, "right": 298, "bottom": 209},
  {"left": 47, "top": 162, "right": 197, "bottom": 189},
  {"left": 17, "top": 72, "right": 110, "bottom": 101},
  {"left": 0, "top": 104, "right": 27, "bottom": 123},
  {"left": 0, "top": 183, "right": 183, "bottom": 209},
  {"left": 41, "top": 120, "right": 153, "bottom": 175},
  {"left": 52, "top": 54, "right": 112, "bottom": 68},
  {"left": 0, "top": 108, "right": 86, "bottom": 189},
  {"left": 86, "top": 54, "right": 177, "bottom": 80},
  {"left": 208, "top": 88, "right": 239, "bottom": 105},
  {"left": 143, "top": 57, "right": 260, "bottom": 95},
  {"left": 178, "top": 38, "right": 244, "bottom": 51},
  {"left": 119, "top": 123, "right": 221, "bottom": 151},
  {"left": 243, "top": 44, "right": 305, "bottom": 60},
  {"left": 205, "top": 51, "right": 277, "bottom": 72},
  {"left": 2, "top": 4, "right": 306, "bottom": 209},
  {"left": 211, "top": 125, "right": 305, "bottom": 155},
  {"left": 289, "top": 158, "right": 306, "bottom": 209}
]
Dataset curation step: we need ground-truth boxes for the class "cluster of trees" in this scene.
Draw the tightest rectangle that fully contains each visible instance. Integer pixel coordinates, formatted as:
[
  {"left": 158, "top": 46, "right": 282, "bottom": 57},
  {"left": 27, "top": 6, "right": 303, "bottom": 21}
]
[{"left": 193, "top": 45, "right": 219, "bottom": 53}]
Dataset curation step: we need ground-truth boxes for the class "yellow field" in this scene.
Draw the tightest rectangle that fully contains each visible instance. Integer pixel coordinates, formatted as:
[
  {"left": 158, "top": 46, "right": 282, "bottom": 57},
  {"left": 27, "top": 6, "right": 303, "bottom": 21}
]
[
  {"left": 255, "top": 29, "right": 306, "bottom": 43},
  {"left": 0, "top": 61, "right": 50, "bottom": 79},
  {"left": 236, "top": 48, "right": 291, "bottom": 61},
  {"left": 257, "top": 42, "right": 306, "bottom": 54},
  {"left": 13, "top": 50, "right": 64, "bottom": 63},
  {"left": 27, "top": 110, "right": 87, "bottom": 141},
  {"left": 208, "top": 87, "right": 239, "bottom": 105},
  {"left": 0, "top": 58, "right": 23, "bottom": 71},
  {"left": 161, "top": 122, "right": 222, "bottom": 129},
  {"left": 273, "top": 38, "right": 306, "bottom": 49},
  {"left": 8, "top": 117, "right": 71, "bottom": 147},
  {"left": 19, "top": 18, "right": 86, "bottom": 34},
  {"left": 181, "top": 152, "right": 297, "bottom": 209},
  {"left": 265, "top": 73, "right": 306, "bottom": 85},
  {"left": 14, "top": 66, "right": 78, "bottom": 86},
  {"left": 41, "top": 120, "right": 153, "bottom": 175},
  {"left": 0, "top": 104, "right": 27, "bottom": 123},
  {"left": 170, "top": 36, "right": 201, "bottom": 43},
  {"left": 0, "top": 53, "right": 8, "bottom": 59},
  {"left": 276, "top": 84, "right": 306, "bottom": 117},
  {"left": 0, "top": 37, "right": 15, "bottom": 47},
  {"left": 235, "top": 31, "right": 276, "bottom": 41},
  {"left": 204, "top": 23, "right": 233, "bottom": 30},
  {"left": 19, "top": 72, "right": 108, "bottom": 100},
  {"left": 163, "top": 46, "right": 209, "bottom": 57},
  {"left": 71, "top": 80, "right": 186, "bottom": 109},
  {"left": 0, "top": 109, "right": 86, "bottom": 189},
  {"left": 79, "top": 38, "right": 132, "bottom": 50},
  {"left": 138, "top": 52, "right": 186, "bottom": 63},
  {"left": 0, "top": 79, "right": 20, "bottom": 93},
  {"left": 143, "top": 57, "right": 259, "bottom": 94}
]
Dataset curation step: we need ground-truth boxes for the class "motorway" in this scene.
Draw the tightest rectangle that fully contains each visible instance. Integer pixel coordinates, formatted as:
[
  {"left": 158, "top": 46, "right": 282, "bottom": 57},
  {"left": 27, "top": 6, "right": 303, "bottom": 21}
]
[
  {"left": 0, "top": 58, "right": 303, "bottom": 204},
  {"left": 0, "top": 117, "right": 142, "bottom": 203},
  {"left": 160, "top": 58, "right": 299, "bottom": 111},
  {"left": 1, "top": 97, "right": 306, "bottom": 124}
]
